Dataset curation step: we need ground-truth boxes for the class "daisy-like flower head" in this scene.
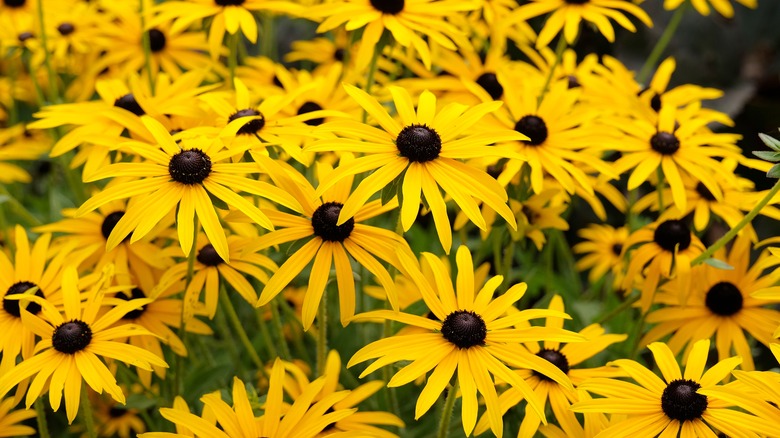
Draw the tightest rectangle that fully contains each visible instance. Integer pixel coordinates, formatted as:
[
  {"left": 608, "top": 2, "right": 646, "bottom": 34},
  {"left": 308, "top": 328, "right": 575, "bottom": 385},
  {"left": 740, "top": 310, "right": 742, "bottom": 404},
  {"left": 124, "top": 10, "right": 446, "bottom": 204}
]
[
  {"left": 349, "top": 245, "right": 585, "bottom": 438},
  {"left": 91, "top": 390, "right": 146, "bottom": 438},
  {"left": 505, "top": 0, "right": 652, "bottom": 48},
  {"left": 308, "top": 85, "right": 524, "bottom": 253},
  {"left": 573, "top": 339, "right": 775, "bottom": 437},
  {"left": 665, "top": 0, "right": 756, "bottom": 18},
  {"left": 75, "top": 116, "right": 302, "bottom": 263},
  {"left": 0, "top": 124, "right": 49, "bottom": 184},
  {"left": 0, "top": 396, "right": 35, "bottom": 436},
  {"left": 610, "top": 103, "right": 743, "bottom": 212},
  {"left": 140, "top": 359, "right": 358, "bottom": 438},
  {"left": 0, "top": 265, "right": 168, "bottom": 424},
  {"left": 246, "top": 155, "right": 412, "bottom": 329},
  {"left": 309, "top": 0, "right": 477, "bottom": 71},
  {"left": 474, "top": 295, "right": 627, "bottom": 437},
  {"left": 642, "top": 233, "right": 780, "bottom": 371},
  {"left": 574, "top": 224, "right": 629, "bottom": 290},
  {"left": 622, "top": 218, "right": 705, "bottom": 312}
]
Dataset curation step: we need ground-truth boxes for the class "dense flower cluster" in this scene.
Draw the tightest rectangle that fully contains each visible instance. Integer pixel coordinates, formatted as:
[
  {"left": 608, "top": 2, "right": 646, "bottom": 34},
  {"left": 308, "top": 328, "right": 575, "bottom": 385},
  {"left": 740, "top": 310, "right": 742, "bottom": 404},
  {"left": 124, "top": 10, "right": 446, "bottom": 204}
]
[{"left": 0, "top": 0, "right": 778, "bottom": 437}]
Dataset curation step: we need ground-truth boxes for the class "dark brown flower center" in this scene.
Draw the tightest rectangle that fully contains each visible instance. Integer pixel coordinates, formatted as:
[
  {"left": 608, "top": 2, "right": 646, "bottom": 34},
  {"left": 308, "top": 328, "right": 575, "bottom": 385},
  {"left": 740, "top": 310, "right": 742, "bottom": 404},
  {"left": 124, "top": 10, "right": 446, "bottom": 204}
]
[
  {"left": 52, "top": 319, "right": 93, "bottom": 354},
  {"left": 533, "top": 348, "right": 570, "bottom": 380},
  {"left": 476, "top": 72, "right": 503, "bottom": 100},
  {"left": 168, "top": 149, "right": 212, "bottom": 185},
  {"left": 515, "top": 115, "right": 548, "bottom": 146},
  {"left": 3, "top": 281, "right": 44, "bottom": 317},
  {"left": 564, "top": 0, "right": 589, "bottom": 4},
  {"left": 118, "top": 288, "right": 147, "bottom": 320},
  {"left": 18, "top": 31, "right": 34, "bottom": 42},
  {"left": 370, "top": 0, "right": 404, "bottom": 14},
  {"left": 101, "top": 211, "right": 130, "bottom": 242},
  {"left": 395, "top": 124, "right": 442, "bottom": 163},
  {"left": 653, "top": 219, "right": 691, "bottom": 252},
  {"left": 297, "top": 101, "right": 325, "bottom": 126},
  {"left": 611, "top": 243, "right": 623, "bottom": 256},
  {"left": 148, "top": 28, "right": 166, "bottom": 52},
  {"left": 705, "top": 282, "right": 743, "bottom": 316},
  {"left": 312, "top": 202, "right": 354, "bottom": 242},
  {"left": 114, "top": 94, "right": 145, "bottom": 116},
  {"left": 228, "top": 108, "right": 265, "bottom": 135},
  {"left": 567, "top": 75, "right": 581, "bottom": 89},
  {"left": 650, "top": 131, "right": 680, "bottom": 155},
  {"left": 197, "top": 243, "right": 225, "bottom": 266},
  {"left": 661, "top": 379, "right": 707, "bottom": 421},
  {"left": 334, "top": 48, "right": 345, "bottom": 61},
  {"left": 57, "top": 22, "right": 75, "bottom": 36},
  {"left": 441, "top": 310, "right": 487, "bottom": 349},
  {"left": 3, "top": 0, "right": 25, "bottom": 8},
  {"left": 215, "top": 0, "right": 245, "bottom": 5}
]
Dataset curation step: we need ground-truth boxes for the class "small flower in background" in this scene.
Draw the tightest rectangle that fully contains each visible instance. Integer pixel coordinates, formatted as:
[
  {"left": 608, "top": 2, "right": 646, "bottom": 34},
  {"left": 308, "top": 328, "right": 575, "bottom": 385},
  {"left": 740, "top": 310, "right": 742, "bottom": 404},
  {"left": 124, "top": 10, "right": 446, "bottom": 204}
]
[
  {"left": 349, "top": 245, "right": 584, "bottom": 438},
  {"left": 665, "top": 0, "right": 757, "bottom": 18},
  {"left": 642, "top": 234, "right": 780, "bottom": 371},
  {"left": 0, "top": 396, "right": 36, "bottom": 437},
  {"left": 574, "top": 224, "right": 629, "bottom": 291},
  {"left": 573, "top": 339, "right": 775, "bottom": 437}
]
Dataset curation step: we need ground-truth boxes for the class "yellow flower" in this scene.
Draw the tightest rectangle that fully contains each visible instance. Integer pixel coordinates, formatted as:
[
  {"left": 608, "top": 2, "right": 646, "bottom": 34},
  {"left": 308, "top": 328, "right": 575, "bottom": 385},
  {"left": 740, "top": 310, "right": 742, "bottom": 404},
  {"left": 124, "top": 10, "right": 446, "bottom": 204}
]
[
  {"left": 665, "top": 0, "right": 756, "bottom": 18},
  {"left": 574, "top": 224, "right": 629, "bottom": 290}
]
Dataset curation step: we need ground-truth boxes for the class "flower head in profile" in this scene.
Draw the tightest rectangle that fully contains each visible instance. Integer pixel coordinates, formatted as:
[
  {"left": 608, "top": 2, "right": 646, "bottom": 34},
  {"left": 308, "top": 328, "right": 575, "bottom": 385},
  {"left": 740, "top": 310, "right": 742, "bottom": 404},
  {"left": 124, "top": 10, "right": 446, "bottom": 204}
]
[
  {"left": 0, "top": 397, "right": 35, "bottom": 437},
  {"left": 642, "top": 234, "right": 780, "bottom": 371},
  {"left": 665, "top": 0, "right": 756, "bottom": 18},
  {"left": 308, "top": 85, "right": 524, "bottom": 253},
  {"left": 0, "top": 266, "right": 168, "bottom": 424},
  {"left": 349, "top": 245, "right": 584, "bottom": 438},
  {"left": 573, "top": 339, "right": 774, "bottom": 437},
  {"left": 75, "top": 116, "right": 301, "bottom": 262},
  {"left": 505, "top": 0, "right": 652, "bottom": 48}
]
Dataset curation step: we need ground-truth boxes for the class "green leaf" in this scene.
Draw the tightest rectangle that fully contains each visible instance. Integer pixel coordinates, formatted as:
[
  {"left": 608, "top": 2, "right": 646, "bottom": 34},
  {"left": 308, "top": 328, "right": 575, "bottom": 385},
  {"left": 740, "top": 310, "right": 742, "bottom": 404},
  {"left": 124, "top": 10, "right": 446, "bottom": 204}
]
[
  {"left": 752, "top": 150, "right": 780, "bottom": 162},
  {"left": 703, "top": 257, "right": 735, "bottom": 270},
  {"left": 380, "top": 169, "right": 406, "bottom": 206},
  {"left": 759, "top": 132, "right": 780, "bottom": 152},
  {"left": 768, "top": 164, "right": 780, "bottom": 179}
]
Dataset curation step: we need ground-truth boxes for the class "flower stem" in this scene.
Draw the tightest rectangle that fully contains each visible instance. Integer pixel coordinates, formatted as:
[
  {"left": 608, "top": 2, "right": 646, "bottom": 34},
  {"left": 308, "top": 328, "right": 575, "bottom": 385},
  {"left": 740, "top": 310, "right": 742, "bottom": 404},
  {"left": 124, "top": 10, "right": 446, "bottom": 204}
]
[
  {"left": 316, "top": 284, "right": 328, "bottom": 376},
  {"left": 79, "top": 382, "right": 97, "bottom": 438},
  {"left": 36, "top": 0, "right": 60, "bottom": 103},
  {"left": 261, "top": 14, "right": 275, "bottom": 59},
  {"left": 595, "top": 292, "right": 640, "bottom": 325},
  {"left": 436, "top": 380, "right": 459, "bottom": 438},
  {"left": 34, "top": 399, "right": 50, "bottom": 438},
  {"left": 139, "top": 0, "right": 155, "bottom": 93},
  {"left": 220, "top": 282, "right": 264, "bottom": 370},
  {"left": 270, "top": 297, "right": 292, "bottom": 360},
  {"left": 637, "top": 1, "right": 688, "bottom": 85},
  {"left": 692, "top": 178, "right": 780, "bottom": 266},
  {"left": 537, "top": 36, "right": 567, "bottom": 106},
  {"left": 0, "top": 185, "right": 42, "bottom": 227},
  {"left": 656, "top": 167, "right": 665, "bottom": 212},
  {"left": 228, "top": 32, "right": 239, "bottom": 87}
]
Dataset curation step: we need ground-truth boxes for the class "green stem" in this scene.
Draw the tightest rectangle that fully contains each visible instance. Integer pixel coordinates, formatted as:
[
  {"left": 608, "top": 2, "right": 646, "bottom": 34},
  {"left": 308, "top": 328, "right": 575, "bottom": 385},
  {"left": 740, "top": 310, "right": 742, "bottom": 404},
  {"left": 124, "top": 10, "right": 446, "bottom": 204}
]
[
  {"left": 219, "top": 283, "right": 264, "bottom": 369},
  {"left": 34, "top": 399, "right": 51, "bottom": 438},
  {"left": 595, "top": 293, "right": 640, "bottom": 325},
  {"left": 691, "top": 178, "right": 780, "bottom": 266},
  {"left": 270, "top": 297, "right": 292, "bottom": 360},
  {"left": 256, "top": 307, "right": 277, "bottom": 359},
  {"left": 316, "top": 284, "right": 328, "bottom": 376},
  {"left": 261, "top": 14, "right": 275, "bottom": 59},
  {"left": 537, "top": 36, "right": 567, "bottom": 106},
  {"left": 80, "top": 382, "right": 97, "bottom": 438},
  {"left": 637, "top": 1, "right": 688, "bottom": 85},
  {"left": 185, "top": 218, "right": 199, "bottom": 289},
  {"left": 656, "top": 167, "right": 665, "bottom": 212},
  {"left": 382, "top": 301, "right": 399, "bottom": 419},
  {"left": 0, "top": 185, "right": 42, "bottom": 226},
  {"left": 139, "top": 0, "right": 155, "bottom": 93},
  {"left": 228, "top": 32, "right": 239, "bottom": 87},
  {"left": 36, "top": 0, "right": 60, "bottom": 103},
  {"left": 436, "top": 380, "right": 459, "bottom": 438},
  {"left": 362, "top": 31, "right": 390, "bottom": 123}
]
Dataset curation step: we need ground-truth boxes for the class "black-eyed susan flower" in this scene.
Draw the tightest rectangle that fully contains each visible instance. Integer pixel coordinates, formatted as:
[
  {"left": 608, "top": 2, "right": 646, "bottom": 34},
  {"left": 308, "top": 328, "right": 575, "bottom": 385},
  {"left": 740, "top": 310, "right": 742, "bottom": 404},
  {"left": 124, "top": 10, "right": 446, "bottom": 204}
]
[
  {"left": 283, "top": 350, "right": 404, "bottom": 436},
  {"left": 573, "top": 339, "right": 774, "bottom": 437},
  {"left": 622, "top": 219, "right": 705, "bottom": 312},
  {"left": 641, "top": 234, "right": 780, "bottom": 371},
  {"left": 75, "top": 116, "right": 301, "bottom": 262},
  {"left": 0, "top": 396, "right": 35, "bottom": 437},
  {"left": 474, "top": 295, "right": 626, "bottom": 437},
  {"left": 505, "top": 0, "right": 652, "bottom": 48},
  {"left": 484, "top": 76, "right": 618, "bottom": 196},
  {"left": 140, "top": 359, "right": 357, "bottom": 438},
  {"left": 0, "top": 266, "right": 168, "bottom": 424},
  {"left": 574, "top": 224, "right": 629, "bottom": 290},
  {"left": 309, "top": 0, "right": 476, "bottom": 71},
  {"left": 0, "top": 226, "right": 73, "bottom": 370},
  {"left": 89, "top": 388, "right": 146, "bottom": 438},
  {"left": 701, "top": 369, "right": 780, "bottom": 435},
  {"left": 247, "top": 156, "right": 413, "bottom": 329},
  {"left": 150, "top": 0, "right": 303, "bottom": 59},
  {"left": 610, "top": 103, "right": 743, "bottom": 212},
  {"left": 0, "top": 124, "right": 49, "bottom": 184},
  {"left": 158, "top": 234, "right": 277, "bottom": 321},
  {"left": 308, "top": 85, "right": 524, "bottom": 253},
  {"left": 665, "top": 0, "right": 756, "bottom": 18},
  {"left": 349, "top": 245, "right": 584, "bottom": 438}
]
